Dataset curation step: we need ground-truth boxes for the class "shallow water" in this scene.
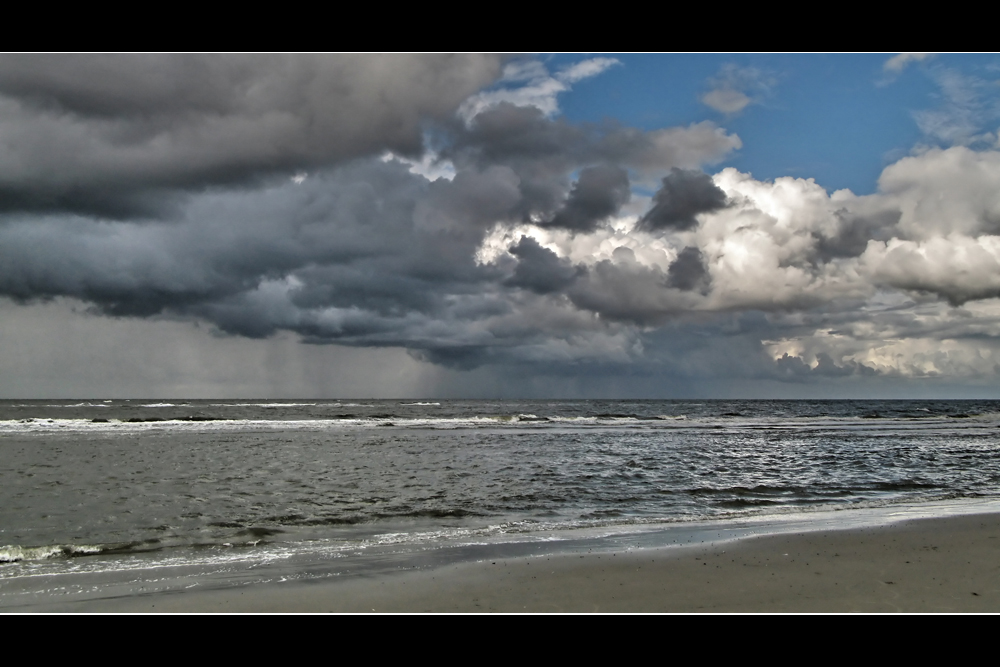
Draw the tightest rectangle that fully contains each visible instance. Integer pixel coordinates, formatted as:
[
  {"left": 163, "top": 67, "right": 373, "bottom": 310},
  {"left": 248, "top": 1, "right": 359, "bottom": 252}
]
[{"left": 3, "top": 399, "right": 1000, "bottom": 607}]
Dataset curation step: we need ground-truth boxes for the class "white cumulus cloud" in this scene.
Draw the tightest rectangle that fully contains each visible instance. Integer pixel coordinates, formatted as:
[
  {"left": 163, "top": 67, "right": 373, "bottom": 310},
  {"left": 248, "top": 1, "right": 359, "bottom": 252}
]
[{"left": 457, "top": 57, "right": 621, "bottom": 123}]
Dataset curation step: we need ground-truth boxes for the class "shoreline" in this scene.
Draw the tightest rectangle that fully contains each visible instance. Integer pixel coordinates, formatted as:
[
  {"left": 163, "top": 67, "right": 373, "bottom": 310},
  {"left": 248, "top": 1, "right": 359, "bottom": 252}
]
[{"left": 18, "top": 510, "right": 1000, "bottom": 613}]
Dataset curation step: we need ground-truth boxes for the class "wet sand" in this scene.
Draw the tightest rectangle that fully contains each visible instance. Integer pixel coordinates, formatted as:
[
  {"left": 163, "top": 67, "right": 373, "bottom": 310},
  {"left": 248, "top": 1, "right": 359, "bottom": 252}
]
[{"left": 51, "top": 513, "right": 1000, "bottom": 612}]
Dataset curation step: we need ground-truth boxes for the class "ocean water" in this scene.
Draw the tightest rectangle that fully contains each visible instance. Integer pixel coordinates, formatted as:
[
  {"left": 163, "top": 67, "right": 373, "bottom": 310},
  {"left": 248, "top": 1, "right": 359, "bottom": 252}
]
[{"left": 3, "top": 399, "right": 1000, "bottom": 609}]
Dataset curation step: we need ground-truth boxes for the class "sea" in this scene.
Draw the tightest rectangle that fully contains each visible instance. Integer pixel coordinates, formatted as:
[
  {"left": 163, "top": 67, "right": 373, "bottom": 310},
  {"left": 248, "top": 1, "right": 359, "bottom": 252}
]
[{"left": 3, "top": 398, "right": 1000, "bottom": 610}]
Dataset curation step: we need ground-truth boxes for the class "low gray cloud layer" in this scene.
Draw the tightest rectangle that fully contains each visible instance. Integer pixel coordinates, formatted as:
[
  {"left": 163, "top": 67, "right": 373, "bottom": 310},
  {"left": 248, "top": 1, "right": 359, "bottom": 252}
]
[
  {"left": 4, "top": 55, "right": 1000, "bottom": 393},
  {"left": 0, "top": 54, "right": 504, "bottom": 217}
]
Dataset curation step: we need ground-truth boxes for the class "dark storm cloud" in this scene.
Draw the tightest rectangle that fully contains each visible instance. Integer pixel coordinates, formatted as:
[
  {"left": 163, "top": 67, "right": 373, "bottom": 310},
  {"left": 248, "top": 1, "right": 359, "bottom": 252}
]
[
  {"left": 667, "top": 246, "right": 710, "bottom": 292},
  {"left": 0, "top": 59, "right": 747, "bottom": 374},
  {"left": 542, "top": 166, "right": 630, "bottom": 232},
  {"left": 775, "top": 353, "right": 877, "bottom": 380},
  {"left": 414, "top": 166, "right": 522, "bottom": 234},
  {"left": 0, "top": 54, "right": 505, "bottom": 217},
  {"left": 567, "top": 248, "right": 694, "bottom": 326},
  {"left": 0, "top": 157, "right": 597, "bottom": 369},
  {"left": 813, "top": 209, "right": 901, "bottom": 261},
  {"left": 0, "top": 160, "right": 454, "bottom": 319},
  {"left": 454, "top": 103, "right": 738, "bottom": 171},
  {"left": 1, "top": 55, "right": 819, "bottom": 380},
  {"left": 561, "top": 245, "right": 715, "bottom": 327},
  {"left": 638, "top": 168, "right": 728, "bottom": 231},
  {"left": 506, "top": 236, "right": 581, "bottom": 293},
  {"left": 443, "top": 104, "right": 584, "bottom": 221},
  {"left": 454, "top": 103, "right": 586, "bottom": 164},
  {"left": 448, "top": 104, "right": 739, "bottom": 224}
]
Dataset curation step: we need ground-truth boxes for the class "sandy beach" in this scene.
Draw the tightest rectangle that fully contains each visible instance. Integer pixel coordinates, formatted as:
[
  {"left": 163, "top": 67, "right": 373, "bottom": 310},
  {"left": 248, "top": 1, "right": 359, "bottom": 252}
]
[{"left": 49, "top": 512, "right": 1000, "bottom": 613}]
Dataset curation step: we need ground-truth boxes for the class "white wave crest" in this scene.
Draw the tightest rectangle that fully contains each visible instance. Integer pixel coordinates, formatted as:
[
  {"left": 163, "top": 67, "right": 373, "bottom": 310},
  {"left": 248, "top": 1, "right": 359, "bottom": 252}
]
[
  {"left": 0, "top": 543, "right": 109, "bottom": 563},
  {"left": 209, "top": 403, "right": 317, "bottom": 407}
]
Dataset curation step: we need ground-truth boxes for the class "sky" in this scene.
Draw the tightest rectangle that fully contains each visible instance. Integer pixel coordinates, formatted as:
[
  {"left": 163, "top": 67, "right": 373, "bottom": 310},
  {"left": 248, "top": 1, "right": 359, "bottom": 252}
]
[{"left": 2, "top": 53, "right": 1000, "bottom": 399}]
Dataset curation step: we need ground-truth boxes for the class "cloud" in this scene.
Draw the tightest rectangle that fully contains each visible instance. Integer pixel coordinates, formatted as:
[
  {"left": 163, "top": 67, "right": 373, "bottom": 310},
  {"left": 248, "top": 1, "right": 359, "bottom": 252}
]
[
  {"left": 701, "top": 88, "right": 752, "bottom": 114},
  {"left": 8, "top": 56, "right": 1000, "bottom": 388},
  {"left": 10, "top": 143, "right": 1000, "bottom": 380},
  {"left": 700, "top": 64, "right": 775, "bottom": 115},
  {"left": 457, "top": 57, "right": 620, "bottom": 123},
  {"left": 506, "top": 236, "right": 581, "bottom": 294},
  {"left": 542, "top": 165, "right": 631, "bottom": 232},
  {"left": 382, "top": 150, "right": 457, "bottom": 183},
  {"left": 638, "top": 168, "right": 729, "bottom": 232},
  {"left": 0, "top": 54, "right": 504, "bottom": 217},
  {"left": 667, "top": 246, "right": 711, "bottom": 292},
  {"left": 910, "top": 66, "right": 999, "bottom": 147},
  {"left": 448, "top": 103, "right": 740, "bottom": 225},
  {"left": 774, "top": 352, "right": 863, "bottom": 379},
  {"left": 875, "top": 146, "right": 1000, "bottom": 239},
  {"left": 883, "top": 53, "right": 934, "bottom": 73},
  {"left": 0, "top": 83, "right": 744, "bottom": 372},
  {"left": 557, "top": 58, "right": 622, "bottom": 84},
  {"left": 863, "top": 235, "right": 1000, "bottom": 306}
]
